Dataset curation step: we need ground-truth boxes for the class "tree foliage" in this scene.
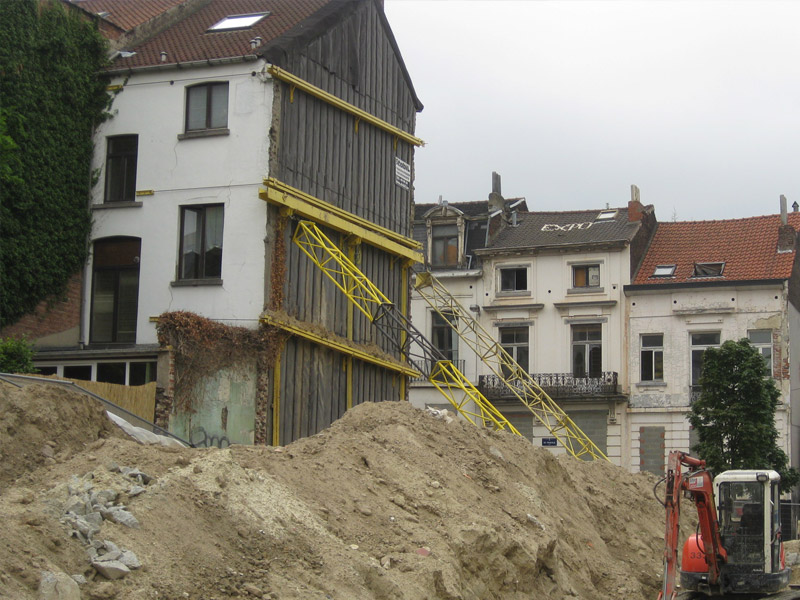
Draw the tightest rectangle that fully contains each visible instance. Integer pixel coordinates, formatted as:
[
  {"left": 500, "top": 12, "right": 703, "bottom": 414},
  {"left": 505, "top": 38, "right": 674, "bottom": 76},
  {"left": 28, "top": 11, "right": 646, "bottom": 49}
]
[
  {"left": 0, "top": 336, "right": 37, "bottom": 374},
  {"left": 689, "top": 339, "right": 799, "bottom": 489},
  {"left": 0, "top": 0, "right": 110, "bottom": 328}
]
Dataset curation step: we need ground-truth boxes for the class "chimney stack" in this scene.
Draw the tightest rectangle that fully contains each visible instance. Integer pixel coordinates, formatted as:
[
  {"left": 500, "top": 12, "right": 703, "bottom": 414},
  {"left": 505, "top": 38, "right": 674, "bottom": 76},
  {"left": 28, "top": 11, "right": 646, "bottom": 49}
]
[
  {"left": 628, "top": 184, "right": 644, "bottom": 222},
  {"left": 781, "top": 194, "right": 788, "bottom": 225},
  {"left": 778, "top": 195, "right": 795, "bottom": 252}
]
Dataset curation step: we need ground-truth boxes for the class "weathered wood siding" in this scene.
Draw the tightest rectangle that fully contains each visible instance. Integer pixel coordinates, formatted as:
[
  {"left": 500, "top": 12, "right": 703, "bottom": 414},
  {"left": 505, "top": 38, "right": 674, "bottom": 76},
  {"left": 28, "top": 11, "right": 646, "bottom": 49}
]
[{"left": 269, "top": 0, "right": 418, "bottom": 443}]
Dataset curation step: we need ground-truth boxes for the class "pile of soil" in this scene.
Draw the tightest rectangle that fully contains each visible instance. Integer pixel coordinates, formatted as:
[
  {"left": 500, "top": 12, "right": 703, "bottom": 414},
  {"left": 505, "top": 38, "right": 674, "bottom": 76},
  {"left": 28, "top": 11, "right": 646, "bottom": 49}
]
[{"left": 0, "top": 380, "right": 678, "bottom": 600}]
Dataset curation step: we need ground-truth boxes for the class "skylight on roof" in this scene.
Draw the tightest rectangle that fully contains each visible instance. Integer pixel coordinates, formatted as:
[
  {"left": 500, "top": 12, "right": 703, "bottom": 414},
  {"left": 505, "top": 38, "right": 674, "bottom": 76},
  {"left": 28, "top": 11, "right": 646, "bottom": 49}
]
[
  {"left": 209, "top": 12, "right": 269, "bottom": 31},
  {"left": 595, "top": 210, "right": 617, "bottom": 221},
  {"left": 652, "top": 265, "right": 676, "bottom": 277},
  {"left": 692, "top": 262, "right": 725, "bottom": 278}
]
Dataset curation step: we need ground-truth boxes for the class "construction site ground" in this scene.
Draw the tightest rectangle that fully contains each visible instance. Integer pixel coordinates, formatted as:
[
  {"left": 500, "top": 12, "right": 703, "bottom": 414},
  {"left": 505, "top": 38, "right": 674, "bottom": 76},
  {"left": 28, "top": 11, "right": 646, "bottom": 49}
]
[{"left": 2, "top": 379, "right": 798, "bottom": 600}]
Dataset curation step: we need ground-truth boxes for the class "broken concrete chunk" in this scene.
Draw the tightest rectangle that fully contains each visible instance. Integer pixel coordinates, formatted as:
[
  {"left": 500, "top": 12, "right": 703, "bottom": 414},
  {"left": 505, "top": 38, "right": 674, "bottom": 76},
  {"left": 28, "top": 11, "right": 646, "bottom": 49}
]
[
  {"left": 104, "top": 507, "right": 140, "bottom": 528},
  {"left": 39, "top": 570, "right": 81, "bottom": 600},
  {"left": 63, "top": 495, "right": 89, "bottom": 516},
  {"left": 96, "top": 549, "right": 122, "bottom": 562},
  {"left": 92, "top": 559, "right": 131, "bottom": 580},
  {"left": 128, "top": 485, "right": 146, "bottom": 497},
  {"left": 119, "top": 550, "right": 141, "bottom": 570}
]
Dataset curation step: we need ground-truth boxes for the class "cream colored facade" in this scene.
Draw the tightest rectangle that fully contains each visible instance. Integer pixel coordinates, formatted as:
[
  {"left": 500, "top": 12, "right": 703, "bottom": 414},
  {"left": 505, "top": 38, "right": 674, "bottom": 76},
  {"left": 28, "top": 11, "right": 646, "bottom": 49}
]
[{"left": 626, "top": 283, "right": 793, "bottom": 474}]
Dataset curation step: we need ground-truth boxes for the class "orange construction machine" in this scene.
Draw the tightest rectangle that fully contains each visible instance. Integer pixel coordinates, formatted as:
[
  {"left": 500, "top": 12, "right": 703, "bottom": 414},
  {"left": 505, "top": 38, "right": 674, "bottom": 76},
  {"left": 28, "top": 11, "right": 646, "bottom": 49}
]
[{"left": 655, "top": 450, "right": 799, "bottom": 599}]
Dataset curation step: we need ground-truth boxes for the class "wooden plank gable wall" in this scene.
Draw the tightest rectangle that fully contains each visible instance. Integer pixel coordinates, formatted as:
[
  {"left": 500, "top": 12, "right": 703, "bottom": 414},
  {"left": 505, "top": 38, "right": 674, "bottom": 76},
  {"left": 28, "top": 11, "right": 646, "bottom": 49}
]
[{"left": 267, "top": 0, "right": 417, "bottom": 444}]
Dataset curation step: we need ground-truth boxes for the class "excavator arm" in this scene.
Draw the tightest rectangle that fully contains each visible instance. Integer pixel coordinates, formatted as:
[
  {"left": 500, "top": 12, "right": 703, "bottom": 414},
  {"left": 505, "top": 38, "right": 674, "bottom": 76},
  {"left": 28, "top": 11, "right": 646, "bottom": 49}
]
[{"left": 658, "top": 451, "right": 727, "bottom": 600}]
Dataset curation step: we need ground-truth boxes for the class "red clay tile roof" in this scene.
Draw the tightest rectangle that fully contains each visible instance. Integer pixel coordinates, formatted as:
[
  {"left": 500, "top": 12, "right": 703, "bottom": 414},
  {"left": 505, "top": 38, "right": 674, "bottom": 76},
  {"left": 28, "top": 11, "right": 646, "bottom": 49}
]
[
  {"left": 632, "top": 213, "right": 800, "bottom": 285},
  {"left": 70, "top": 0, "right": 186, "bottom": 32},
  {"left": 102, "top": 0, "right": 331, "bottom": 69}
]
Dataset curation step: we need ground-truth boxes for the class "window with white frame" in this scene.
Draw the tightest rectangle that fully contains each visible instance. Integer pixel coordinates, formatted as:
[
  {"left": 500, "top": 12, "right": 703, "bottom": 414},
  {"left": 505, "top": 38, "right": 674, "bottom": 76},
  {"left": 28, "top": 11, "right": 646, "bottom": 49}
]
[
  {"left": 430, "top": 223, "right": 459, "bottom": 267},
  {"left": 499, "top": 326, "right": 529, "bottom": 376},
  {"left": 499, "top": 266, "right": 527, "bottom": 293},
  {"left": 748, "top": 330, "right": 773, "bottom": 376},
  {"left": 572, "top": 264, "right": 600, "bottom": 289},
  {"left": 572, "top": 324, "right": 602, "bottom": 378},
  {"left": 690, "top": 332, "right": 720, "bottom": 388},
  {"left": 431, "top": 312, "right": 458, "bottom": 362},
  {"left": 640, "top": 334, "right": 664, "bottom": 382}
]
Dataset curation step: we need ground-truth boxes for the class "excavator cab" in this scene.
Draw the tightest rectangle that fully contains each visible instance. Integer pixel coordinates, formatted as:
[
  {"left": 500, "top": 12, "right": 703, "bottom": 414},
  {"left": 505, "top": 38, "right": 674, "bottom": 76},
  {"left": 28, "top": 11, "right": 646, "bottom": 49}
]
[{"left": 680, "top": 470, "right": 789, "bottom": 595}]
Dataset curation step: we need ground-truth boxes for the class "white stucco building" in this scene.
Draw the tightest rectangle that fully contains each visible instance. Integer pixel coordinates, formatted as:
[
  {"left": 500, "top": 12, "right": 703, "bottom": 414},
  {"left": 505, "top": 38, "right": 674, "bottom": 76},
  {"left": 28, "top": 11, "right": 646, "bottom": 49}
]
[
  {"left": 410, "top": 182, "right": 657, "bottom": 465},
  {"left": 624, "top": 199, "right": 800, "bottom": 477}
]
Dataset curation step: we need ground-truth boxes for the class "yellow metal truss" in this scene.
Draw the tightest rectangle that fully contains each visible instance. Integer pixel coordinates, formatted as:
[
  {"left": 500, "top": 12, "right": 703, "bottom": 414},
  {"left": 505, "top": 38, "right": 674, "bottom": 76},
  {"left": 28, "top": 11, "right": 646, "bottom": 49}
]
[
  {"left": 293, "top": 220, "right": 520, "bottom": 436},
  {"left": 414, "top": 272, "right": 609, "bottom": 462}
]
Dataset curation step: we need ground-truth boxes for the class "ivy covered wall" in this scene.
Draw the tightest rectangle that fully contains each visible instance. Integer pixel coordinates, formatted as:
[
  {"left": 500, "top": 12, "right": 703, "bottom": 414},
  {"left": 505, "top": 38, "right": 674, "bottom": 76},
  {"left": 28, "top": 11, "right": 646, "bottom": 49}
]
[{"left": 0, "top": 0, "right": 111, "bottom": 328}]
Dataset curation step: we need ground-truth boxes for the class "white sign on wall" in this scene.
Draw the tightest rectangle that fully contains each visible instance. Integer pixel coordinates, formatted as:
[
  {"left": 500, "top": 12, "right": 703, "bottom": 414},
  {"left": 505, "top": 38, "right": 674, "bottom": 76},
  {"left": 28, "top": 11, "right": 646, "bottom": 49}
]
[{"left": 395, "top": 157, "right": 410, "bottom": 190}]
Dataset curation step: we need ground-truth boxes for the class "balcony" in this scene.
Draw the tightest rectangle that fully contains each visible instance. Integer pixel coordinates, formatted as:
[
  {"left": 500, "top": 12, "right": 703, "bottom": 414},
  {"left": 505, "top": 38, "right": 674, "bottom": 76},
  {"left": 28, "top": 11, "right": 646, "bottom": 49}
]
[{"left": 478, "top": 371, "right": 619, "bottom": 400}]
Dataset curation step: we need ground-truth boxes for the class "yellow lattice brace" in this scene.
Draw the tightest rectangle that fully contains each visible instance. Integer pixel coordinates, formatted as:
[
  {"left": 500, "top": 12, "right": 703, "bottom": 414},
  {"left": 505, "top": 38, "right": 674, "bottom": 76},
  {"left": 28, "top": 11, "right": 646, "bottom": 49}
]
[
  {"left": 293, "top": 221, "right": 517, "bottom": 436},
  {"left": 429, "top": 361, "right": 521, "bottom": 435},
  {"left": 293, "top": 220, "right": 390, "bottom": 322},
  {"left": 414, "top": 272, "right": 608, "bottom": 461}
]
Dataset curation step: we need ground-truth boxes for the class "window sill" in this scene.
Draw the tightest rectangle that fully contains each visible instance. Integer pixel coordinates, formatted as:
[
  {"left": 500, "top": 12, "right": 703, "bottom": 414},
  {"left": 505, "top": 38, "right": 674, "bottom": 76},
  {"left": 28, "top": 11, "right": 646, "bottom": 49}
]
[
  {"left": 496, "top": 290, "right": 531, "bottom": 298},
  {"left": 177, "top": 128, "right": 230, "bottom": 140},
  {"left": 567, "top": 287, "right": 604, "bottom": 295},
  {"left": 171, "top": 279, "right": 223, "bottom": 287},
  {"left": 93, "top": 201, "right": 143, "bottom": 210},
  {"left": 636, "top": 381, "right": 667, "bottom": 388}
]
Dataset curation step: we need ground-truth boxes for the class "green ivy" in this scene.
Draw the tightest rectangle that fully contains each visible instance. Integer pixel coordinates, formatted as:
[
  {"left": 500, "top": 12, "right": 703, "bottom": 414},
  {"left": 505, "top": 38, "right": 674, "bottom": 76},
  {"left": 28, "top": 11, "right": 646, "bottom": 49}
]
[
  {"left": 0, "top": 0, "right": 111, "bottom": 328},
  {"left": 0, "top": 336, "right": 37, "bottom": 374}
]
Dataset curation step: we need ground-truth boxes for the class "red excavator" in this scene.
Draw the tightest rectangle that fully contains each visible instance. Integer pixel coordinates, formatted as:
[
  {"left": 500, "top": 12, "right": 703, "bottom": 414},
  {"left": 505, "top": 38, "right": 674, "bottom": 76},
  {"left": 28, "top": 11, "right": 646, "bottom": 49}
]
[{"left": 655, "top": 450, "right": 800, "bottom": 599}]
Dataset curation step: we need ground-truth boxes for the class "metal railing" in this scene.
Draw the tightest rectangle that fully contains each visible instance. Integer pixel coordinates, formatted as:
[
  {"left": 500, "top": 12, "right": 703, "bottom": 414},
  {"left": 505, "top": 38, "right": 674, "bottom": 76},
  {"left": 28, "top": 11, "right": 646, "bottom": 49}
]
[{"left": 479, "top": 371, "right": 618, "bottom": 399}]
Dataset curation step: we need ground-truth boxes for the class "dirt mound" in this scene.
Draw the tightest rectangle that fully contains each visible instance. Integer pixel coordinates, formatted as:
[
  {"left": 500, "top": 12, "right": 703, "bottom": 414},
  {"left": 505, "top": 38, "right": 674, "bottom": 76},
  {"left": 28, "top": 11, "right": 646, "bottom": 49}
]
[
  {"left": 0, "top": 381, "right": 673, "bottom": 600},
  {"left": 0, "top": 381, "right": 117, "bottom": 488}
]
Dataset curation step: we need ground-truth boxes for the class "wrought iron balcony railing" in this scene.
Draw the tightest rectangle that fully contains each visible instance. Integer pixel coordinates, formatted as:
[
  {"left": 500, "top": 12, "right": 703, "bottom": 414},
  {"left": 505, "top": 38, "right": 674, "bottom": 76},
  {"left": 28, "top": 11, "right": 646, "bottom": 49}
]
[{"left": 478, "top": 371, "right": 619, "bottom": 399}]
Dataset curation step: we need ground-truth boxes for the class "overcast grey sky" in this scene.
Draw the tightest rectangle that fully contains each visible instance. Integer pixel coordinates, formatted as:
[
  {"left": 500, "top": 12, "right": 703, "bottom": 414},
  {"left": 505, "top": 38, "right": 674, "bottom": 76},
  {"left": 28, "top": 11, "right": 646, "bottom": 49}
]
[{"left": 383, "top": 1, "right": 800, "bottom": 221}]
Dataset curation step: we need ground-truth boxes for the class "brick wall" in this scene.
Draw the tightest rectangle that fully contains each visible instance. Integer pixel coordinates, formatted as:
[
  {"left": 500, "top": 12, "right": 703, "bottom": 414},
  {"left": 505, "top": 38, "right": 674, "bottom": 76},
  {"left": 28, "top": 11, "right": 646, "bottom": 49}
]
[{"left": 1, "top": 272, "right": 82, "bottom": 342}]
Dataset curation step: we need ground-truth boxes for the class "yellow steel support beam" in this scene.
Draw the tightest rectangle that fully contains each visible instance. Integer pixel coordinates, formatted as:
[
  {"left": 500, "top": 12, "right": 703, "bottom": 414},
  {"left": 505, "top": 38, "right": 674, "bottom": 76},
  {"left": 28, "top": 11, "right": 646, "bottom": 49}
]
[
  {"left": 292, "top": 220, "right": 520, "bottom": 436},
  {"left": 272, "top": 351, "right": 282, "bottom": 446},
  {"left": 293, "top": 220, "right": 391, "bottom": 321},
  {"left": 414, "top": 271, "right": 608, "bottom": 462},
  {"left": 268, "top": 66, "right": 424, "bottom": 148},
  {"left": 260, "top": 313, "right": 420, "bottom": 378},
  {"left": 429, "top": 361, "right": 521, "bottom": 435},
  {"left": 260, "top": 179, "right": 422, "bottom": 264}
]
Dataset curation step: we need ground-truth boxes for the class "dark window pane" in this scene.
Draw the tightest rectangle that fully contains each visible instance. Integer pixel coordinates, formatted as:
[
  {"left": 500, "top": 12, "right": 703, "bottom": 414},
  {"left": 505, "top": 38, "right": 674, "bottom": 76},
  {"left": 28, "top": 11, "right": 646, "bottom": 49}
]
[
  {"left": 91, "top": 237, "right": 140, "bottom": 343},
  {"left": 641, "top": 351, "right": 654, "bottom": 380},
  {"left": 130, "top": 362, "right": 157, "bottom": 386},
  {"left": 516, "top": 346, "right": 529, "bottom": 372},
  {"left": 181, "top": 208, "right": 200, "bottom": 279},
  {"left": 691, "top": 332, "right": 720, "bottom": 346},
  {"left": 588, "top": 346, "right": 602, "bottom": 378},
  {"left": 91, "top": 271, "right": 116, "bottom": 343},
  {"left": 64, "top": 365, "right": 92, "bottom": 380},
  {"left": 572, "top": 346, "right": 586, "bottom": 377},
  {"left": 97, "top": 363, "right": 126, "bottom": 384},
  {"left": 116, "top": 270, "right": 140, "bottom": 342},
  {"left": 691, "top": 349, "right": 704, "bottom": 386},
  {"left": 37, "top": 366, "right": 57, "bottom": 376},
  {"left": 654, "top": 351, "right": 664, "bottom": 380},
  {"left": 105, "top": 135, "right": 138, "bottom": 203},
  {"left": 642, "top": 334, "right": 663, "bottom": 348},
  {"left": 204, "top": 205, "right": 224, "bottom": 277},
  {"left": 500, "top": 268, "right": 526, "bottom": 291}
]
